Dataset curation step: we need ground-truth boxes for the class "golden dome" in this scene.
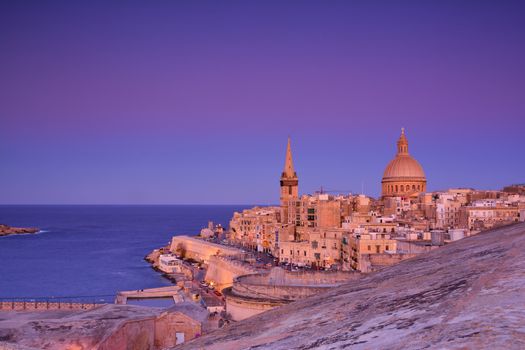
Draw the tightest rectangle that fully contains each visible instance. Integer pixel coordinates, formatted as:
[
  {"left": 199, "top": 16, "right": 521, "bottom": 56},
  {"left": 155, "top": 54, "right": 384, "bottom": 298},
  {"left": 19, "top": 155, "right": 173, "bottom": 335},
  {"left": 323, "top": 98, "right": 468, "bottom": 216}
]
[
  {"left": 381, "top": 128, "right": 427, "bottom": 198},
  {"left": 383, "top": 155, "right": 425, "bottom": 179}
]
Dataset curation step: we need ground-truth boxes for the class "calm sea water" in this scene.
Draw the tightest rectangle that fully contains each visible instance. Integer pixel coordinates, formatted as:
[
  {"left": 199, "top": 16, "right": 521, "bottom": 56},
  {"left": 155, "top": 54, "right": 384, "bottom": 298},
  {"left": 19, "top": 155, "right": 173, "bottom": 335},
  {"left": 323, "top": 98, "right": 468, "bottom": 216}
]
[{"left": 0, "top": 205, "right": 250, "bottom": 302}]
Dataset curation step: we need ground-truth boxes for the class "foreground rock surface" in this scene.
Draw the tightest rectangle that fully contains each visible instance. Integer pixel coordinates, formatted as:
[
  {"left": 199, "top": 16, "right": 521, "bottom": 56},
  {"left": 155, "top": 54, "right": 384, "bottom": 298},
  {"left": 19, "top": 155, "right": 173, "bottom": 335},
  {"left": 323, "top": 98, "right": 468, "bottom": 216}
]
[
  {"left": 179, "top": 223, "right": 525, "bottom": 350},
  {"left": 0, "top": 303, "right": 207, "bottom": 350}
]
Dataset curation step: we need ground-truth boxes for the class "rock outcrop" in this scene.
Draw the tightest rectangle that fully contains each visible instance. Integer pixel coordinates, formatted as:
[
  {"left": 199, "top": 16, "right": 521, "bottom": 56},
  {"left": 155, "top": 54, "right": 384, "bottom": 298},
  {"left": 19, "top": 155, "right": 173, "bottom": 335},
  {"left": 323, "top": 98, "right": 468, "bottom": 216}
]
[
  {"left": 0, "top": 224, "right": 38, "bottom": 237},
  {"left": 178, "top": 222, "right": 525, "bottom": 350}
]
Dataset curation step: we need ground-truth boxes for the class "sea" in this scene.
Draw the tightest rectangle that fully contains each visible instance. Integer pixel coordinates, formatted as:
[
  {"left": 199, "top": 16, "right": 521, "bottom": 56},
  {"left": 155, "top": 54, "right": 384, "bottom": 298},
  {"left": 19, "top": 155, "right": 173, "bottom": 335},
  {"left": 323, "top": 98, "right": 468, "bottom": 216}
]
[{"left": 0, "top": 205, "right": 251, "bottom": 303}]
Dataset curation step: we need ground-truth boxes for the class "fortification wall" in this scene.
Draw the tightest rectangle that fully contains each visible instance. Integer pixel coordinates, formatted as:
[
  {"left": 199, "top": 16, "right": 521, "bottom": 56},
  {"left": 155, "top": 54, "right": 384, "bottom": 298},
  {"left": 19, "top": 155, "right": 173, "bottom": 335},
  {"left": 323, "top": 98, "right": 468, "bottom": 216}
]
[
  {"left": 232, "top": 282, "right": 330, "bottom": 301},
  {"left": 232, "top": 269, "right": 360, "bottom": 301},
  {"left": 205, "top": 256, "right": 258, "bottom": 290},
  {"left": 225, "top": 268, "right": 361, "bottom": 320},
  {"left": 223, "top": 288, "right": 286, "bottom": 321},
  {"left": 170, "top": 236, "right": 242, "bottom": 263},
  {"left": 239, "top": 269, "right": 359, "bottom": 287}
]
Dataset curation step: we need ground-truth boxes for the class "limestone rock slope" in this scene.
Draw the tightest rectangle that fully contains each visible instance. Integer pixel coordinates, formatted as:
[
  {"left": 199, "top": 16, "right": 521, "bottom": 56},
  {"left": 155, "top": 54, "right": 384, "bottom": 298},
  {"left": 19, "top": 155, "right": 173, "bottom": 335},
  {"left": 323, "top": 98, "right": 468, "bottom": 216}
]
[
  {"left": 179, "top": 223, "right": 525, "bottom": 350},
  {"left": 0, "top": 305, "right": 160, "bottom": 349}
]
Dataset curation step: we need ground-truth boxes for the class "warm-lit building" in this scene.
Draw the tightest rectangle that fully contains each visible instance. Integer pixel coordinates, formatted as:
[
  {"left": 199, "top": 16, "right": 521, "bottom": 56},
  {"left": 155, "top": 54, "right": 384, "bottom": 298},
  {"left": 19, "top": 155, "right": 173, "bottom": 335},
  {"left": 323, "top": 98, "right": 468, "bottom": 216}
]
[
  {"left": 343, "top": 230, "right": 397, "bottom": 271},
  {"left": 280, "top": 137, "right": 299, "bottom": 226},
  {"left": 381, "top": 128, "right": 427, "bottom": 198},
  {"left": 459, "top": 205, "right": 520, "bottom": 230},
  {"left": 225, "top": 133, "right": 520, "bottom": 273},
  {"left": 278, "top": 227, "right": 347, "bottom": 268},
  {"left": 228, "top": 207, "right": 280, "bottom": 253}
]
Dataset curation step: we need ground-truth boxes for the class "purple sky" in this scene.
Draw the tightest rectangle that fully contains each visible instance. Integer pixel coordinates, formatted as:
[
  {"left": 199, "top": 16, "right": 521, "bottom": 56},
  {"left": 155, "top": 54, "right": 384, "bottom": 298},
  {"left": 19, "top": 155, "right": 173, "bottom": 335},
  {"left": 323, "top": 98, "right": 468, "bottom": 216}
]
[{"left": 1, "top": 1, "right": 524, "bottom": 204}]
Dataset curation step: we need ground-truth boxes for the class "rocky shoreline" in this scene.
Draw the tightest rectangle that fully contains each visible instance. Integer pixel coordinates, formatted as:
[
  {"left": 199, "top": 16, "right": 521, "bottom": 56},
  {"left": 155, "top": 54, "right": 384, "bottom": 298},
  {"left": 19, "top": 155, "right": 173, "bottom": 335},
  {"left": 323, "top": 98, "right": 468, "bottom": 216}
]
[
  {"left": 0, "top": 224, "right": 39, "bottom": 237},
  {"left": 144, "top": 245, "right": 181, "bottom": 283}
]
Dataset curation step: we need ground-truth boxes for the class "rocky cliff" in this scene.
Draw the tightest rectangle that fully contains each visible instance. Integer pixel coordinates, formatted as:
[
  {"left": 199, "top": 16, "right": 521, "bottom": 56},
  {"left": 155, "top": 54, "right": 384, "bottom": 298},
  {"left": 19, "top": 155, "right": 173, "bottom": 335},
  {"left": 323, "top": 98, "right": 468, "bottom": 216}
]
[{"left": 178, "top": 223, "right": 525, "bottom": 350}]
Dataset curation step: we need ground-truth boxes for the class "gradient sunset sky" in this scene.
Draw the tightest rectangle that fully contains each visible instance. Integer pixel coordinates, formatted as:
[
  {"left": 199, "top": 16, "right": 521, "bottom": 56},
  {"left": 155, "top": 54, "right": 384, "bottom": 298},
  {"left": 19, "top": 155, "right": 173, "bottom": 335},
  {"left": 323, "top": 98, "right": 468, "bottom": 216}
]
[{"left": 1, "top": 1, "right": 524, "bottom": 204}]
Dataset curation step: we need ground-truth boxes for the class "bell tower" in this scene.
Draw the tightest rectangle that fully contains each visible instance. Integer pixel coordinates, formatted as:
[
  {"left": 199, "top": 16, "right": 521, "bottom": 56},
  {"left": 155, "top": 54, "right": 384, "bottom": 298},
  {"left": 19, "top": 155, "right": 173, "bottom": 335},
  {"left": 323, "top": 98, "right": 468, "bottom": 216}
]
[{"left": 280, "top": 137, "right": 299, "bottom": 225}]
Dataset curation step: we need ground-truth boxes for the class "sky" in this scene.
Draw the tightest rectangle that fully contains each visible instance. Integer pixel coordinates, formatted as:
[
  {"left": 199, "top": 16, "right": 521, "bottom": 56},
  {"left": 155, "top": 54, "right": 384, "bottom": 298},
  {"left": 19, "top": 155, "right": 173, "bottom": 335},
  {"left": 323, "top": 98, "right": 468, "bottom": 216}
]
[{"left": 1, "top": 0, "right": 524, "bottom": 204}]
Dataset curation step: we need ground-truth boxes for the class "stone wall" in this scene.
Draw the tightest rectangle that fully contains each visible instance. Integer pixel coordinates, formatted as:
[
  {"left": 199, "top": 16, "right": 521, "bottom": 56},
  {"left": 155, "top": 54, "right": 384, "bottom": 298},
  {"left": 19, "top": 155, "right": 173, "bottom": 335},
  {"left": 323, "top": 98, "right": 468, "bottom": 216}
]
[
  {"left": 0, "top": 301, "right": 100, "bottom": 311},
  {"left": 232, "top": 269, "right": 360, "bottom": 301},
  {"left": 205, "top": 255, "right": 258, "bottom": 290},
  {"left": 225, "top": 268, "right": 361, "bottom": 321},
  {"left": 170, "top": 236, "right": 242, "bottom": 263},
  {"left": 359, "top": 253, "right": 421, "bottom": 273},
  {"left": 224, "top": 288, "right": 285, "bottom": 321}
]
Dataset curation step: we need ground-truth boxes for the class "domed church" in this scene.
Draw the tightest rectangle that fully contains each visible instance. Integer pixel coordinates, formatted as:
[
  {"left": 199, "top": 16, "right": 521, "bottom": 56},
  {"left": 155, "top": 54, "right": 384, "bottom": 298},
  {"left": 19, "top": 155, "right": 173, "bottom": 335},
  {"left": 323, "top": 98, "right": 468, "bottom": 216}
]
[{"left": 381, "top": 128, "right": 426, "bottom": 198}]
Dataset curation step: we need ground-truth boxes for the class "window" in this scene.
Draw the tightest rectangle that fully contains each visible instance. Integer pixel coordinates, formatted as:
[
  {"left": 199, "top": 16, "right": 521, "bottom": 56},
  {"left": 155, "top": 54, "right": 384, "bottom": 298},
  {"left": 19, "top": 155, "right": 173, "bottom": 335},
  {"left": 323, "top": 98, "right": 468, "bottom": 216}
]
[
  {"left": 376, "top": 245, "right": 380, "bottom": 253},
  {"left": 304, "top": 251, "right": 307, "bottom": 256},
  {"left": 367, "top": 245, "right": 371, "bottom": 251},
  {"left": 386, "top": 245, "right": 389, "bottom": 250}
]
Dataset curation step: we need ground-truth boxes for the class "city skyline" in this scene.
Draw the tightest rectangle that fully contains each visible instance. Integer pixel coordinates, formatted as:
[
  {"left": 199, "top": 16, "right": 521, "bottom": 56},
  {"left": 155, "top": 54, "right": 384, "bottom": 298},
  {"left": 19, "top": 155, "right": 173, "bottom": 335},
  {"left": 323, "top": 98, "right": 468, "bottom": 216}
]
[{"left": 1, "top": 1, "right": 524, "bottom": 204}]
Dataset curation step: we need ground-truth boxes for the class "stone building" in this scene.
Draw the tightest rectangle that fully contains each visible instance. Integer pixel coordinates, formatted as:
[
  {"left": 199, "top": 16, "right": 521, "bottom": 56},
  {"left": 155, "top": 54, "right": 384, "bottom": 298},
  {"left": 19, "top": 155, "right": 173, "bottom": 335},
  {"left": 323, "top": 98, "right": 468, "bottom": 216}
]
[
  {"left": 278, "top": 227, "right": 347, "bottom": 267},
  {"left": 381, "top": 128, "right": 427, "bottom": 198},
  {"left": 297, "top": 193, "right": 343, "bottom": 229},
  {"left": 343, "top": 230, "right": 397, "bottom": 271},
  {"left": 228, "top": 206, "right": 280, "bottom": 253},
  {"left": 459, "top": 204, "right": 520, "bottom": 230}
]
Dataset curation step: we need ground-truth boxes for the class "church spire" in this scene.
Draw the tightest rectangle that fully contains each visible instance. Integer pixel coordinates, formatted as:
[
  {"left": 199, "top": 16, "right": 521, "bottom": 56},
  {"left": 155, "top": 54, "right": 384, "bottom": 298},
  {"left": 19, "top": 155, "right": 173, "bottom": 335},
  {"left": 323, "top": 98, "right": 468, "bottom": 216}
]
[
  {"left": 397, "top": 127, "right": 409, "bottom": 155},
  {"left": 282, "top": 137, "right": 297, "bottom": 179}
]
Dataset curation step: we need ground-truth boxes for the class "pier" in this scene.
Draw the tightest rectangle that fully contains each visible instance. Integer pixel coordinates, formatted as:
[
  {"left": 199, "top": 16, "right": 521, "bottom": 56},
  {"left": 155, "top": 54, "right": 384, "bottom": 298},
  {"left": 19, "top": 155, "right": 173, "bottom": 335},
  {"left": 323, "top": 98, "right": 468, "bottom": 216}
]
[{"left": 115, "top": 286, "right": 184, "bottom": 305}]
